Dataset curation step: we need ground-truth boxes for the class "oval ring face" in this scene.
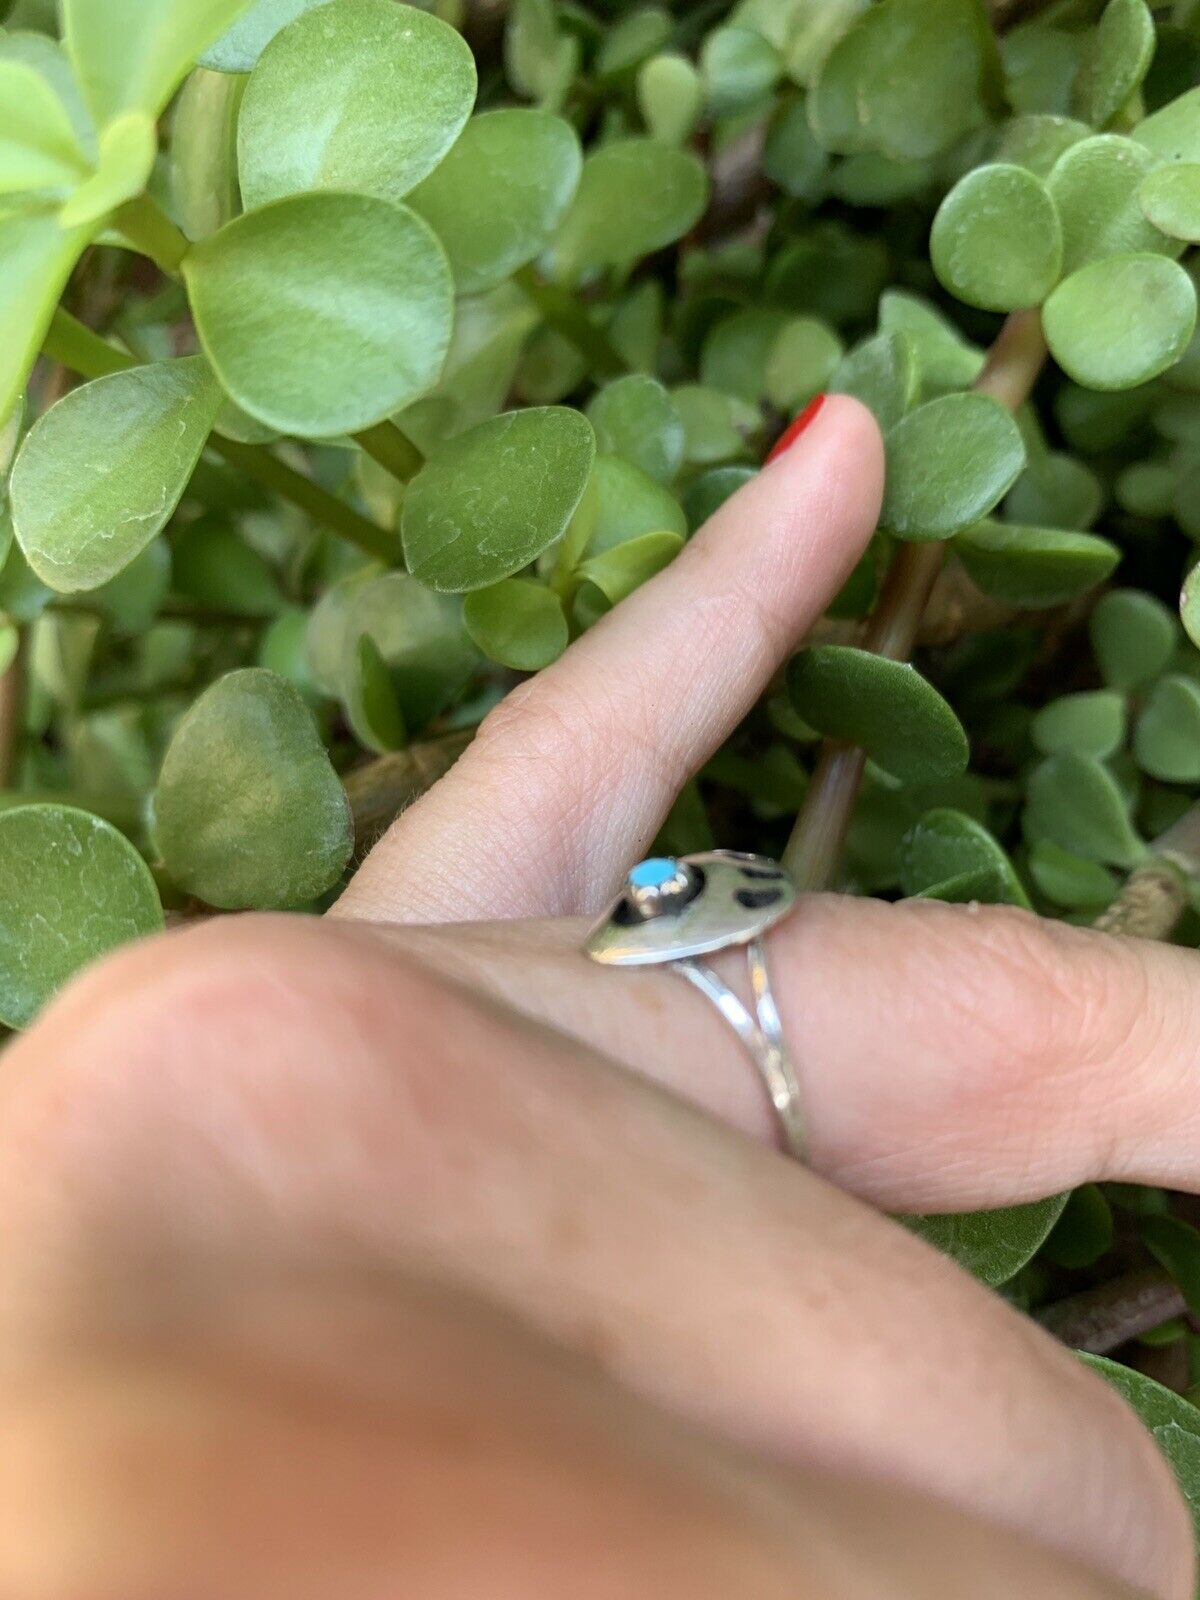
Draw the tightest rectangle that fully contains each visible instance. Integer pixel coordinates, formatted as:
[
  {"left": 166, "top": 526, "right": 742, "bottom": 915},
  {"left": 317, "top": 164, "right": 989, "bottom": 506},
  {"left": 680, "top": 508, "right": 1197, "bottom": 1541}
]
[{"left": 585, "top": 850, "right": 797, "bottom": 966}]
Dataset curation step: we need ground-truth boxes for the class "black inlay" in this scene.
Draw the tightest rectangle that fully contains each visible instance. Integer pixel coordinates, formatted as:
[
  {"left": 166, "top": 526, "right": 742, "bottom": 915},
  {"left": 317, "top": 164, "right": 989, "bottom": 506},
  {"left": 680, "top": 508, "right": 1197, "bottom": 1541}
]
[
  {"left": 739, "top": 865, "right": 785, "bottom": 881},
  {"left": 735, "top": 887, "right": 784, "bottom": 910}
]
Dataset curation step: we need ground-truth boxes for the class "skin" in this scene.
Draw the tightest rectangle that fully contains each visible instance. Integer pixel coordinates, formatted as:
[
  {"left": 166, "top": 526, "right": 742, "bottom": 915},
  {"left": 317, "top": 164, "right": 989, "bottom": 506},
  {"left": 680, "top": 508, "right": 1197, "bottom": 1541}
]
[{"left": 0, "top": 398, "right": 1196, "bottom": 1598}]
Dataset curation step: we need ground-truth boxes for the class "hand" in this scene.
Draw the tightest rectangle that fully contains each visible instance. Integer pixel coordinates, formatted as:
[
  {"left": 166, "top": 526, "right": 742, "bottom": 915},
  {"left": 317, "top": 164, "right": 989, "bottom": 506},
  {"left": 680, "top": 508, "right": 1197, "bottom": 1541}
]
[{"left": 0, "top": 397, "right": 1194, "bottom": 1599}]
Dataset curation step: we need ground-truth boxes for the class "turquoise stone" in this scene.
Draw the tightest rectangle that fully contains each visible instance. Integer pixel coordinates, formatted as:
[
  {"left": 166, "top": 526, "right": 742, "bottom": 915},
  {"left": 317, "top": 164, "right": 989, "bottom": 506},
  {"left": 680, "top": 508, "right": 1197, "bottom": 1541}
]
[{"left": 629, "top": 857, "right": 678, "bottom": 890}]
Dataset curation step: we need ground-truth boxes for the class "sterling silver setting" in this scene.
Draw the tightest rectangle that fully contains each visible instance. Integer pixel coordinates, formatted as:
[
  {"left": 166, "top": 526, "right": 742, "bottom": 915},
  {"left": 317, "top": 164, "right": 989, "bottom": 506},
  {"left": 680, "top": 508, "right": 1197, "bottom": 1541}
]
[{"left": 586, "top": 851, "right": 807, "bottom": 1161}]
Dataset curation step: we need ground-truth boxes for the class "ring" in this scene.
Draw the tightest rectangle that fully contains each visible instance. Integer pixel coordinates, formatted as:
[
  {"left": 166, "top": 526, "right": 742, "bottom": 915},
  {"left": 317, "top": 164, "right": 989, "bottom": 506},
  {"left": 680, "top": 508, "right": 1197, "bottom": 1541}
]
[{"left": 584, "top": 851, "right": 807, "bottom": 1162}]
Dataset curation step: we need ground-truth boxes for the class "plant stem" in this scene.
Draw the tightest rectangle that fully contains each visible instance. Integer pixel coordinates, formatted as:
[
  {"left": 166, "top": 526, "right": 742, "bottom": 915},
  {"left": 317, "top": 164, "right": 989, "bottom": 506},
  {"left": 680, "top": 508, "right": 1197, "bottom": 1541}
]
[
  {"left": 354, "top": 420, "right": 425, "bottom": 483},
  {"left": 1035, "top": 1268, "right": 1186, "bottom": 1354},
  {"left": 43, "top": 310, "right": 396, "bottom": 563},
  {"left": 112, "top": 194, "right": 190, "bottom": 275},
  {"left": 782, "top": 308, "right": 1049, "bottom": 889},
  {"left": 0, "top": 631, "right": 26, "bottom": 789},
  {"left": 343, "top": 729, "right": 474, "bottom": 849},
  {"left": 513, "top": 265, "right": 628, "bottom": 380},
  {"left": 1094, "top": 802, "right": 1200, "bottom": 942}
]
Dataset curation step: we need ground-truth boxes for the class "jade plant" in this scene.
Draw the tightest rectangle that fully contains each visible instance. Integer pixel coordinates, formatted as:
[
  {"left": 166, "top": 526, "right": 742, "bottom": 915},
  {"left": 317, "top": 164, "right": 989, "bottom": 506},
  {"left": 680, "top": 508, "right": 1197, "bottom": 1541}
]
[{"left": 7, "top": 0, "right": 1200, "bottom": 1542}]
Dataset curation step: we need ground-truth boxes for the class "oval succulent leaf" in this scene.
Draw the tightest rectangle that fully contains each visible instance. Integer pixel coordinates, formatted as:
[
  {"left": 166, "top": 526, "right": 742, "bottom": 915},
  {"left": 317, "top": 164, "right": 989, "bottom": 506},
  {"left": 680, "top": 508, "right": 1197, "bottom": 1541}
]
[
  {"left": 1133, "top": 675, "right": 1200, "bottom": 783},
  {"left": 1047, "top": 134, "right": 1168, "bottom": 275},
  {"left": 905, "top": 1197, "right": 1069, "bottom": 1288},
  {"left": 0, "top": 58, "right": 91, "bottom": 194},
  {"left": 586, "top": 374, "right": 685, "bottom": 487},
  {"left": 238, "top": 0, "right": 476, "bottom": 208},
  {"left": 810, "top": 0, "right": 993, "bottom": 162},
  {"left": 954, "top": 520, "right": 1119, "bottom": 607},
  {"left": 1071, "top": 0, "right": 1155, "bottom": 129},
  {"left": 0, "top": 211, "right": 95, "bottom": 429},
  {"left": 883, "top": 394, "right": 1026, "bottom": 540},
  {"left": 900, "top": 807, "right": 1030, "bottom": 907},
  {"left": 11, "top": 356, "right": 223, "bottom": 593},
  {"left": 548, "top": 138, "right": 707, "bottom": 281},
  {"left": 154, "top": 667, "right": 353, "bottom": 910},
  {"left": 1023, "top": 752, "right": 1145, "bottom": 868},
  {"left": 183, "top": 193, "right": 454, "bottom": 438},
  {"left": 408, "top": 109, "right": 582, "bottom": 297},
  {"left": 0, "top": 803, "right": 163, "bottom": 1030},
  {"left": 200, "top": 0, "right": 327, "bottom": 72},
  {"left": 1090, "top": 587, "right": 1178, "bottom": 689},
  {"left": 1043, "top": 254, "right": 1197, "bottom": 392},
  {"left": 931, "top": 164, "right": 1062, "bottom": 312},
  {"left": 464, "top": 578, "right": 569, "bottom": 671},
  {"left": 63, "top": 0, "right": 259, "bottom": 126},
  {"left": 1083, "top": 1358, "right": 1200, "bottom": 1553},
  {"left": 787, "top": 646, "right": 969, "bottom": 785},
  {"left": 402, "top": 408, "right": 596, "bottom": 592},
  {"left": 1139, "top": 163, "right": 1200, "bottom": 244},
  {"left": 1032, "top": 691, "right": 1127, "bottom": 761}
]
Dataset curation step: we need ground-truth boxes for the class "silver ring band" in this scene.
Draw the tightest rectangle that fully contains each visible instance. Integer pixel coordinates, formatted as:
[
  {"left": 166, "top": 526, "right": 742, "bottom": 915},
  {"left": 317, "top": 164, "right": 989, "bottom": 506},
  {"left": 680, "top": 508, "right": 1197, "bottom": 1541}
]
[{"left": 584, "top": 851, "right": 806, "bottom": 1162}]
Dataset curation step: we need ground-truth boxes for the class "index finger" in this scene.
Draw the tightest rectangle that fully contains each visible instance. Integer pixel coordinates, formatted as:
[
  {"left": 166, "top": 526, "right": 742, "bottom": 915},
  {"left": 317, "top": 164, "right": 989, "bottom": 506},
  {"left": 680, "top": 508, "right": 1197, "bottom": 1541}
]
[{"left": 335, "top": 396, "right": 883, "bottom": 924}]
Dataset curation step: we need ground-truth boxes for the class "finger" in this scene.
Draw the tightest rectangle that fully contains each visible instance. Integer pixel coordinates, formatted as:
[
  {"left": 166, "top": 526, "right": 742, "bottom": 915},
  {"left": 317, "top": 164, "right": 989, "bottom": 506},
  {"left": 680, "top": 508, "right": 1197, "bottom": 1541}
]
[
  {"left": 335, "top": 395, "right": 883, "bottom": 925},
  {"left": 0, "top": 1252, "right": 1147, "bottom": 1600},
  {"left": 0, "top": 916, "right": 1189, "bottom": 1598},
  {"left": 392, "top": 896, "right": 1200, "bottom": 1215}
]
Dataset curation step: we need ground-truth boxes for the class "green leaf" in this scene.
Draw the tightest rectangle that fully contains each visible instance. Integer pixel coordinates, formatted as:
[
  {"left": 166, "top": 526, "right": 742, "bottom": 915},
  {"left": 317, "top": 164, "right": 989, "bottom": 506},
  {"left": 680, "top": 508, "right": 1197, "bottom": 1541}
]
[
  {"left": 0, "top": 210, "right": 93, "bottom": 427},
  {"left": 672, "top": 384, "right": 757, "bottom": 466},
  {"left": 1043, "top": 1185, "right": 1114, "bottom": 1270},
  {"left": 1001, "top": 23, "right": 1082, "bottom": 117},
  {"left": 1082, "top": 1357, "right": 1200, "bottom": 1554},
  {"left": 1027, "top": 839, "right": 1118, "bottom": 910},
  {"left": 63, "top": 0, "right": 257, "bottom": 126},
  {"left": 1071, "top": 0, "right": 1154, "bottom": 129},
  {"left": 994, "top": 113, "right": 1089, "bottom": 178},
  {"left": 200, "top": 0, "right": 327, "bottom": 72},
  {"left": 931, "top": 163, "right": 1062, "bottom": 312},
  {"left": 1024, "top": 752, "right": 1146, "bottom": 867},
  {"left": 548, "top": 138, "right": 707, "bottom": 282},
  {"left": 683, "top": 465, "right": 755, "bottom": 532},
  {"left": 0, "top": 30, "right": 96, "bottom": 158},
  {"left": 905, "top": 1195, "right": 1069, "bottom": 1288},
  {"left": 701, "top": 25, "right": 781, "bottom": 117},
  {"left": 1032, "top": 691, "right": 1127, "bottom": 760},
  {"left": 1047, "top": 134, "right": 1169, "bottom": 274},
  {"left": 1043, "top": 254, "right": 1197, "bottom": 391},
  {"left": 788, "top": 646, "right": 969, "bottom": 785},
  {"left": 237, "top": 0, "right": 476, "bottom": 208},
  {"left": 10, "top": 357, "right": 223, "bottom": 593},
  {"left": 810, "top": 0, "right": 993, "bottom": 162},
  {"left": 338, "top": 570, "right": 476, "bottom": 746},
  {"left": 464, "top": 579, "right": 568, "bottom": 671},
  {"left": 765, "top": 317, "right": 844, "bottom": 412},
  {"left": 701, "top": 307, "right": 790, "bottom": 404},
  {"left": 0, "top": 58, "right": 90, "bottom": 194},
  {"left": 1135, "top": 86, "right": 1200, "bottom": 166},
  {"left": 0, "top": 803, "right": 163, "bottom": 1029},
  {"left": 170, "top": 66, "right": 245, "bottom": 241},
  {"left": 1133, "top": 675, "right": 1200, "bottom": 782},
  {"left": 1006, "top": 451, "right": 1103, "bottom": 531},
  {"left": 402, "top": 408, "right": 595, "bottom": 593},
  {"left": 154, "top": 667, "right": 352, "bottom": 910},
  {"left": 1139, "top": 163, "right": 1200, "bottom": 244},
  {"left": 573, "top": 530, "right": 683, "bottom": 629},
  {"left": 184, "top": 193, "right": 453, "bottom": 438},
  {"left": 878, "top": 290, "right": 985, "bottom": 395},
  {"left": 586, "top": 375, "right": 685, "bottom": 486},
  {"left": 883, "top": 394, "right": 1026, "bottom": 540},
  {"left": 58, "top": 111, "right": 158, "bottom": 230},
  {"left": 409, "top": 110, "right": 581, "bottom": 298},
  {"left": 954, "top": 520, "right": 1119, "bottom": 607},
  {"left": 585, "top": 454, "right": 687, "bottom": 557},
  {"left": 595, "top": 8, "right": 671, "bottom": 82},
  {"left": 829, "top": 330, "right": 918, "bottom": 432},
  {"left": 762, "top": 94, "right": 830, "bottom": 198},
  {"left": 1181, "top": 561, "right": 1200, "bottom": 652},
  {"left": 1091, "top": 588, "right": 1178, "bottom": 689},
  {"left": 900, "top": 807, "right": 1030, "bottom": 907},
  {"left": 637, "top": 53, "right": 704, "bottom": 147}
]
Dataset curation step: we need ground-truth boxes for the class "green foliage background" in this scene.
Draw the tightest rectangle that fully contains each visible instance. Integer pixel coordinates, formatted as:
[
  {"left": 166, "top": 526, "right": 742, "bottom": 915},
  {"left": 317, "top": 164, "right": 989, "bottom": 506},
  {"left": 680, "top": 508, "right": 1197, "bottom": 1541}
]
[{"left": 6, "top": 0, "right": 1200, "bottom": 1544}]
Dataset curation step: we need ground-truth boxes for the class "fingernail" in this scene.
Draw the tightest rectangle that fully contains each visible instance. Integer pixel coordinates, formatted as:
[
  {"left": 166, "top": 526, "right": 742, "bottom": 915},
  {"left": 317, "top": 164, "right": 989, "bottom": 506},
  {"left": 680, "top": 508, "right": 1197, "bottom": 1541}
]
[{"left": 765, "top": 394, "right": 827, "bottom": 464}]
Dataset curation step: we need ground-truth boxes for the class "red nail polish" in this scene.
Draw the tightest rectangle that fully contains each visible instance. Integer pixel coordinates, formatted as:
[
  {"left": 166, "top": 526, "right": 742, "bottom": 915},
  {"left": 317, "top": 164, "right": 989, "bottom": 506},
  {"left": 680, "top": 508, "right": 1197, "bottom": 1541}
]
[{"left": 765, "top": 393, "right": 827, "bottom": 464}]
